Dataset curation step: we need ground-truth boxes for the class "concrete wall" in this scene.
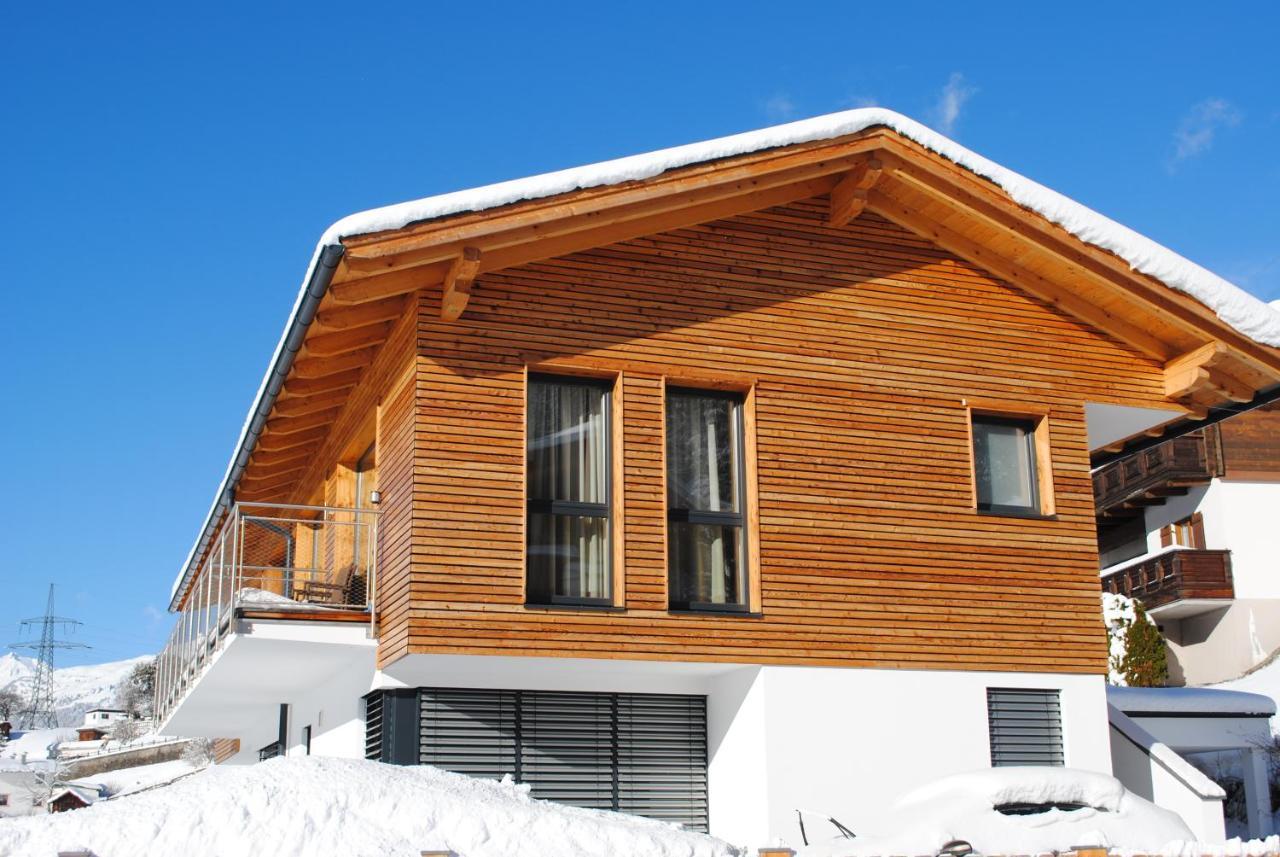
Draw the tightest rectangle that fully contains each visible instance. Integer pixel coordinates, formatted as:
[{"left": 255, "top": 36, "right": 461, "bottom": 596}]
[
  {"left": 378, "top": 653, "right": 1112, "bottom": 850},
  {"left": 1164, "top": 600, "right": 1280, "bottom": 685},
  {"left": 66, "top": 740, "right": 189, "bottom": 779}
]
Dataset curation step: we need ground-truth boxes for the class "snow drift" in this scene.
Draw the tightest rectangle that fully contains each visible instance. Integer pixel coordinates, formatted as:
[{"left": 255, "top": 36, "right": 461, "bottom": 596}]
[
  {"left": 799, "top": 767, "right": 1194, "bottom": 857},
  {"left": 0, "top": 756, "right": 740, "bottom": 857}
]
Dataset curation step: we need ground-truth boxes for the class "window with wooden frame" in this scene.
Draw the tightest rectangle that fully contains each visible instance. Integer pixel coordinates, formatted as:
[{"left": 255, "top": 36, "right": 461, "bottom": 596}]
[
  {"left": 665, "top": 387, "right": 750, "bottom": 612},
  {"left": 1161, "top": 513, "right": 1205, "bottom": 549},
  {"left": 968, "top": 406, "right": 1055, "bottom": 517},
  {"left": 526, "top": 374, "right": 614, "bottom": 607}
]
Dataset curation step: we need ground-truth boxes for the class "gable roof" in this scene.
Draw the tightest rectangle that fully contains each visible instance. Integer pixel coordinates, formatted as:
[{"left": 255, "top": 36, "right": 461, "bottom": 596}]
[{"left": 169, "top": 108, "right": 1280, "bottom": 609}]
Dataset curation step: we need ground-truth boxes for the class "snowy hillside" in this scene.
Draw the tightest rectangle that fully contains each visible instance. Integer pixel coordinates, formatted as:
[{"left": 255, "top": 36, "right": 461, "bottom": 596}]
[
  {"left": 0, "top": 653, "right": 152, "bottom": 727},
  {"left": 0, "top": 757, "right": 740, "bottom": 857}
]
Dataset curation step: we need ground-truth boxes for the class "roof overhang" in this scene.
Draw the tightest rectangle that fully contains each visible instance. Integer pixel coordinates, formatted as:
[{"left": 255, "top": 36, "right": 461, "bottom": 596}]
[{"left": 169, "top": 109, "right": 1280, "bottom": 610}]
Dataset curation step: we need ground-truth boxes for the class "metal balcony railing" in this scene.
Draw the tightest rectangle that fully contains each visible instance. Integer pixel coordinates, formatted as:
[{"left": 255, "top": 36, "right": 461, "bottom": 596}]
[
  {"left": 1101, "top": 548, "right": 1234, "bottom": 611},
  {"left": 154, "top": 502, "right": 378, "bottom": 724}
]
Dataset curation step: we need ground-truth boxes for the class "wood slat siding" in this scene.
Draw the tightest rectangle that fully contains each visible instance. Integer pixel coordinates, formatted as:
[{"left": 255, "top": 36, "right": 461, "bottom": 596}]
[
  {"left": 379, "top": 197, "right": 1172, "bottom": 674},
  {"left": 1217, "top": 401, "right": 1280, "bottom": 480}
]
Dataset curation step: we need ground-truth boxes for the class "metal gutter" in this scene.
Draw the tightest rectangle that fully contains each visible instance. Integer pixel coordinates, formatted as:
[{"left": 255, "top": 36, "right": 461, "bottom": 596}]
[
  {"left": 167, "top": 243, "right": 345, "bottom": 610},
  {"left": 1091, "top": 383, "right": 1280, "bottom": 469}
]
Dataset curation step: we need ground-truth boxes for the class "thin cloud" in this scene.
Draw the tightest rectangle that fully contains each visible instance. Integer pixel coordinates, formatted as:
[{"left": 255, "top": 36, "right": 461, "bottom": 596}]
[
  {"left": 763, "top": 93, "right": 797, "bottom": 122},
  {"left": 1168, "top": 98, "right": 1241, "bottom": 170},
  {"left": 930, "top": 72, "right": 977, "bottom": 136},
  {"left": 843, "top": 95, "right": 879, "bottom": 109}
]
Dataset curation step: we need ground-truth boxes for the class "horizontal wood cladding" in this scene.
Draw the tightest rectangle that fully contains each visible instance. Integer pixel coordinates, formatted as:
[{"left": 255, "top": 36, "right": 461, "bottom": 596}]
[
  {"left": 1217, "top": 401, "right": 1280, "bottom": 480},
  {"left": 386, "top": 197, "right": 1171, "bottom": 675}
]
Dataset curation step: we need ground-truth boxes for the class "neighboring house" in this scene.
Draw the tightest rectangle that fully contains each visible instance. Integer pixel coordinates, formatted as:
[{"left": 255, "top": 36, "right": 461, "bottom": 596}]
[
  {"left": 0, "top": 770, "right": 40, "bottom": 818},
  {"left": 47, "top": 784, "right": 100, "bottom": 813},
  {"left": 153, "top": 108, "right": 1280, "bottom": 847},
  {"left": 81, "top": 709, "right": 130, "bottom": 729},
  {"left": 1097, "top": 403, "right": 1280, "bottom": 684}
]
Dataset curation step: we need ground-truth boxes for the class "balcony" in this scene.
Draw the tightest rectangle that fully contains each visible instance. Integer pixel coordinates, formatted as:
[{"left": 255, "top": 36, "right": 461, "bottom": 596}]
[
  {"left": 1101, "top": 548, "right": 1234, "bottom": 618},
  {"left": 155, "top": 502, "right": 379, "bottom": 726},
  {"left": 1093, "top": 432, "right": 1216, "bottom": 519}
]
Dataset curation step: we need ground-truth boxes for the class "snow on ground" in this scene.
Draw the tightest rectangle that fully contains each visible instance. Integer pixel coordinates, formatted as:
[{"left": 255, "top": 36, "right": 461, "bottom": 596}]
[
  {"left": 799, "top": 767, "right": 1194, "bottom": 857},
  {"left": 0, "top": 653, "right": 151, "bottom": 727},
  {"left": 0, "top": 757, "right": 740, "bottom": 857},
  {"left": 76, "top": 759, "right": 199, "bottom": 798},
  {"left": 1214, "top": 653, "right": 1280, "bottom": 734},
  {"left": 0, "top": 729, "right": 75, "bottom": 771}
]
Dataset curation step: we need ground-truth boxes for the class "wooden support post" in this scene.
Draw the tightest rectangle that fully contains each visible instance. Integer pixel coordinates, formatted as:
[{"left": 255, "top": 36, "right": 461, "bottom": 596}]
[
  {"left": 828, "top": 158, "right": 883, "bottom": 227},
  {"left": 441, "top": 246, "right": 482, "bottom": 322}
]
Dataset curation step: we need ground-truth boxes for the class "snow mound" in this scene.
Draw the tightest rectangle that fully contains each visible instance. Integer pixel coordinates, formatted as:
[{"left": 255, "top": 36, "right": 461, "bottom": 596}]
[
  {"left": 800, "top": 767, "right": 1192, "bottom": 857},
  {"left": 0, "top": 728, "right": 76, "bottom": 771},
  {"left": 320, "top": 108, "right": 1280, "bottom": 349},
  {"left": 1214, "top": 651, "right": 1280, "bottom": 734},
  {"left": 0, "top": 756, "right": 740, "bottom": 857}
]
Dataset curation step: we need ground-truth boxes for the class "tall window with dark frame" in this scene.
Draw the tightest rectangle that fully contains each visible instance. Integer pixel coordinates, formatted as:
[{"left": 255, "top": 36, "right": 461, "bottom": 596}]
[
  {"left": 971, "top": 415, "right": 1040, "bottom": 515},
  {"left": 666, "top": 388, "right": 748, "bottom": 611},
  {"left": 526, "top": 375, "right": 613, "bottom": 606}
]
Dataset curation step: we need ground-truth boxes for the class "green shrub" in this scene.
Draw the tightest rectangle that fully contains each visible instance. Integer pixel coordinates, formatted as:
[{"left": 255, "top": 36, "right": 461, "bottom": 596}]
[{"left": 1120, "top": 601, "right": 1168, "bottom": 687}]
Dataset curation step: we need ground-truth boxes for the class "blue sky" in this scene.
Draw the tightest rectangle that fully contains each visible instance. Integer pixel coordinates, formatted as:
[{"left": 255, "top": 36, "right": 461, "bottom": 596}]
[{"left": 2, "top": 3, "right": 1277, "bottom": 666}]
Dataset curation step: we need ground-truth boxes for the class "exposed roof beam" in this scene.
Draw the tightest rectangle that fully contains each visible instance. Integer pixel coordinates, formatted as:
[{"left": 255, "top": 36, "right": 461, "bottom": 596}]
[
  {"left": 304, "top": 322, "right": 393, "bottom": 358},
  {"left": 328, "top": 265, "right": 444, "bottom": 305},
  {"left": 829, "top": 158, "right": 883, "bottom": 227},
  {"left": 282, "top": 367, "right": 365, "bottom": 397},
  {"left": 292, "top": 348, "right": 382, "bottom": 380},
  {"left": 314, "top": 296, "right": 407, "bottom": 331},
  {"left": 255, "top": 426, "right": 330, "bottom": 453},
  {"left": 866, "top": 189, "right": 1173, "bottom": 360},
  {"left": 273, "top": 389, "right": 353, "bottom": 418},
  {"left": 265, "top": 407, "right": 344, "bottom": 436},
  {"left": 441, "top": 247, "right": 482, "bottom": 322},
  {"left": 248, "top": 448, "right": 316, "bottom": 471},
  {"left": 240, "top": 465, "right": 307, "bottom": 485},
  {"left": 1165, "top": 343, "right": 1256, "bottom": 406}
]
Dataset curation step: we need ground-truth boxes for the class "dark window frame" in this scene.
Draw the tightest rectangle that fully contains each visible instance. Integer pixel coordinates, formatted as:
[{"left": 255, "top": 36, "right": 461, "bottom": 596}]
[
  {"left": 972, "top": 414, "right": 1042, "bottom": 517},
  {"left": 526, "top": 373, "right": 615, "bottom": 608},
  {"left": 665, "top": 386, "right": 750, "bottom": 613}
]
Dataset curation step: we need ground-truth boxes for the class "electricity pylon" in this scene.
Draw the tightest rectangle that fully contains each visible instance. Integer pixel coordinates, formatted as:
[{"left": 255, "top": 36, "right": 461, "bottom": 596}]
[{"left": 8, "top": 584, "right": 90, "bottom": 729}]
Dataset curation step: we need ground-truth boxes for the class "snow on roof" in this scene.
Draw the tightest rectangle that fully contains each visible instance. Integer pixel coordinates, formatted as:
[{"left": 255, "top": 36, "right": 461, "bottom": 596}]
[
  {"left": 0, "top": 757, "right": 736, "bottom": 857},
  {"left": 320, "top": 107, "right": 1280, "bottom": 349},
  {"left": 172, "top": 108, "right": 1280, "bottom": 605},
  {"left": 1108, "top": 684, "right": 1277, "bottom": 717}
]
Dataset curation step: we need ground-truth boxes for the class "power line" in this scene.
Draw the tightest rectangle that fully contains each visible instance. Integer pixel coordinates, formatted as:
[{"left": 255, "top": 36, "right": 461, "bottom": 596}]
[{"left": 8, "top": 584, "right": 90, "bottom": 729}]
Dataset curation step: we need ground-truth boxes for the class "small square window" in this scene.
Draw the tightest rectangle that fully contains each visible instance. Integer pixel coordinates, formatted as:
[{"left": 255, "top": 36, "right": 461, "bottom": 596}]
[{"left": 971, "top": 415, "right": 1041, "bottom": 516}]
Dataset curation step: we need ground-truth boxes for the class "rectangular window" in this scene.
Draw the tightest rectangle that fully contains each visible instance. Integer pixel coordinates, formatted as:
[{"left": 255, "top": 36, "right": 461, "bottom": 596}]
[
  {"left": 666, "top": 388, "right": 748, "bottom": 611},
  {"left": 1162, "top": 513, "right": 1205, "bottom": 549},
  {"left": 987, "top": 687, "right": 1064, "bottom": 767},
  {"left": 972, "top": 415, "right": 1041, "bottom": 515},
  {"left": 526, "top": 375, "right": 613, "bottom": 606}
]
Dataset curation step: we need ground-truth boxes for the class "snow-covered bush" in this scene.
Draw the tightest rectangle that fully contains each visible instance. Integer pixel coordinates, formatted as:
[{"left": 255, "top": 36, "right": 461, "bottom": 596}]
[
  {"left": 181, "top": 737, "right": 214, "bottom": 767},
  {"left": 1102, "top": 592, "right": 1168, "bottom": 686}
]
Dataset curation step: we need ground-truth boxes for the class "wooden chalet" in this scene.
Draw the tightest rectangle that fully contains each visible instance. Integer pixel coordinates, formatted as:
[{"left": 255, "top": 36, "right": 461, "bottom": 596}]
[{"left": 153, "top": 109, "right": 1280, "bottom": 846}]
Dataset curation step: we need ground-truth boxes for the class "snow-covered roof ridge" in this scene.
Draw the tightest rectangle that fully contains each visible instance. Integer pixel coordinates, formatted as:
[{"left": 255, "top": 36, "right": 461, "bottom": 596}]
[
  {"left": 1108, "top": 683, "right": 1277, "bottom": 716},
  {"left": 321, "top": 107, "right": 1280, "bottom": 349}
]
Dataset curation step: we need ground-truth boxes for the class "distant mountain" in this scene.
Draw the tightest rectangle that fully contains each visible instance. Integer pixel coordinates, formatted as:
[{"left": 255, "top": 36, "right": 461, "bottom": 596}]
[{"left": 0, "top": 652, "right": 153, "bottom": 727}]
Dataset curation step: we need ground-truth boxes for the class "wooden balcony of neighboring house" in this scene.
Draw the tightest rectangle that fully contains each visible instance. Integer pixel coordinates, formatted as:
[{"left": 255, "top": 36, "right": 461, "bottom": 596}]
[
  {"left": 1093, "top": 431, "right": 1219, "bottom": 520},
  {"left": 1100, "top": 547, "right": 1235, "bottom": 619},
  {"left": 153, "top": 502, "right": 379, "bottom": 727}
]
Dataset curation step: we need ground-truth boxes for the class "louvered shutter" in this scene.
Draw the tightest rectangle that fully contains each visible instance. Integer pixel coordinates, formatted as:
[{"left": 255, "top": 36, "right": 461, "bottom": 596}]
[
  {"left": 413, "top": 688, "right": 708, "bottom": 831},
  {"left": 987, "top": 687, "right": 1064, "bottom": 766}
]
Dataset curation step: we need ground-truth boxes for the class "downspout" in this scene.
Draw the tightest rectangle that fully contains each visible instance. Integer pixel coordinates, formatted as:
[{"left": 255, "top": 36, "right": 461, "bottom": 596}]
[
  {"left": 174, "top": 243, "right": 345, "bottom": 609},
  {"left": 1091, "top": 382, "right": 1280, "bottom": 469}
]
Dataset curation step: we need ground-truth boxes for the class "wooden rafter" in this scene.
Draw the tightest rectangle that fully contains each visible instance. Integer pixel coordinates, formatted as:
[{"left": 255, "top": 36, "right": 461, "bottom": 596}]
[
  {"left": 1165, "top": 343, "right": 1255, "bottom": 406},
  {"left": 304, "top": 322, "right": 393, "bottom": 358},
  {"left": 314, "top": 296, "right": 407, "bottom": 331},
  {"left": 256, "top": 426, "right": 330, "bottom": 453},
  {"left": 828, "top": 158, "right": 884, "bottom": 227},
  {"left": 249, "top": 448, "right": 316, "bottom": 471},
  {"left": 292, "top": 348, "right": 381, "bottom": 380},
  {"left": 282, "top": 367, "right": 365, "bottom": 397},
  {"left": 328, "top": 265, "right": 443, "bottom": 305},
  {"left": 273, "top": 388, "right": 353, "bottom": 418},
  {"left": 265, "top": 407, "right": 344, "bottom": 436}
]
